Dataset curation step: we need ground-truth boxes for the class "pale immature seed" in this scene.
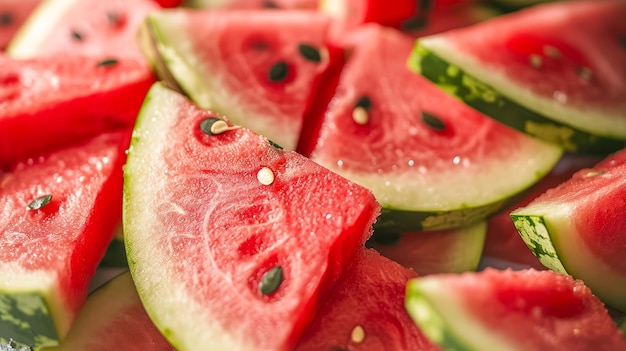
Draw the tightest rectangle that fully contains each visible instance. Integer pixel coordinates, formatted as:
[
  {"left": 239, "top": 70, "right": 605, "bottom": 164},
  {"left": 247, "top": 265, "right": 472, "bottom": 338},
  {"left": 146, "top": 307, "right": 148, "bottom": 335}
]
[
  {"left": 257, "top": 167, "right": 275, "bottom": 185},
  {"left": 543, "top": 45, "right": 561, "bottom": 59},
  {"left": 351, "top": 325, "right": 365, "bottom": 343},
  {"left": 352, "top": 106, "right": 369, "bottom": 125}
]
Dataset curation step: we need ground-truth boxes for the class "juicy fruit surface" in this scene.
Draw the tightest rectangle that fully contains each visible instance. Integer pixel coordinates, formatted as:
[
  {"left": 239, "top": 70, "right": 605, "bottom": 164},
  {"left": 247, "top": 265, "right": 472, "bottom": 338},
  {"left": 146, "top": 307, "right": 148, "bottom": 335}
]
[
  {"left": 309, "top": 25, "right": 561, "bottom": 228},
  {"left": 0, "top": 55, "right": 154, "bottom": 169},
  {"left": 0, "top": 131, "right": 128, "bottom": 346},
  {"left": 124, "top": 83, "right": 380, "bottom": 350},
  {"left": 142, "top": 10, "right": 333, "bottom": 150},
  {"left": 294, "top": 248, "right": 439, "bottom": 351},
  {"left": 48, "top": 272, "right": 174, "bottom": 351},
  {"left": 7, "top": 0, "right": 158, "bottom": 60},
  {"left": 406, "top": 268, "right": 626, "bottom": 351},
  {"left": 512, "top": 148, "right": 626, "bottom": 311},
  {"left": 416, "top": 0, "right": 626, "bottom": 145}
]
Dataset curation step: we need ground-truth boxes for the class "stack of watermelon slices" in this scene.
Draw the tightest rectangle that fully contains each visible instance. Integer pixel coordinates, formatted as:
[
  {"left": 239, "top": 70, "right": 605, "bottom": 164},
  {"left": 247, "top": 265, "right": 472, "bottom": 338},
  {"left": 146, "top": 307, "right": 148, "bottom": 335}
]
[{"left": 1, "top": 0, "right": 626, "bottom": 350}]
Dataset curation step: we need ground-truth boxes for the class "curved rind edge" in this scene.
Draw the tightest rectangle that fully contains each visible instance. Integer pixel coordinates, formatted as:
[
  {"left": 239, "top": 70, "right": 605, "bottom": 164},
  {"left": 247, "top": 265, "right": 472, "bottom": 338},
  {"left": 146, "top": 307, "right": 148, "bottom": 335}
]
[
  {"left": 0, "top": 292, "right": 58, "bottom": 349},
  {"left": 410, "top": 40, "right": 626, "bottom": 155},
  {"left": 510, "top": 214, "right": 568, "bottom": 273}
]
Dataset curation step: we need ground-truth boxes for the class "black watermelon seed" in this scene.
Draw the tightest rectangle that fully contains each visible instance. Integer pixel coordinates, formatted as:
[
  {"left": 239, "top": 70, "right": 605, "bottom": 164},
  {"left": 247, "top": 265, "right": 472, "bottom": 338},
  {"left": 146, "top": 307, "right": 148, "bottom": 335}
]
[
  {"left": 28, "top": 195, "right": 52, "bottom": 211},
  {"left": 418, "top": 0, "right": 433, "bottom": 10},
  {"left": 355, "top": 96, "right": 373, "bottom": 110},
  {"left": 402, "top": 16, "right": 428, "bottom": 31},
  {"left": 367, "top": 231, "right": 401, "bottom": 246},
  {"left": 259, "top": 266, "right": 283, "bottom": 295},
  {"left": 97, "top": 58, "right": 119, "bottom": 67},
  {"left": 619, "top": 35, "right": 626, "bottom": 49},
  {"left": 421, "top": 112, "right": 446, "bottom": 131},
  {"left": 71, "top": 30, "right": 84, "bottom": 41},
  {"left": 298, "top": 44, "right": 322, "bottom": 63},
  {"left": 199, "top": 118, "right": 223, "bottom": 136},
  {"left": 268, "top": 139, "right": 283, "bottom": 150},
  {"left": 107, "top": 12, "right": 121, "bottom": 25},
  {"left": 0, "top": 13, "right": 13, "bottom": 26},
  {"left": 263, "top": 0, "right": 279, "bottom": 8},
  {"left": 268, "top": 62, "right": 289, "bottom": 82}
]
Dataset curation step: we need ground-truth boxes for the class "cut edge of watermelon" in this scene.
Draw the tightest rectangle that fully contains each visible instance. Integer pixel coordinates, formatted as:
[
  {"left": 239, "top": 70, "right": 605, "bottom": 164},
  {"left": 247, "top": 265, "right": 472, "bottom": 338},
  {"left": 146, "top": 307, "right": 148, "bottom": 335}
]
[
  {"left": 409, "top": 38, "right": 626, "bottom": 155},
  {"left": 0, "top": 267, "right": 66, "bottom": 348},
  {"left": 405, "top": 276, "right": 517, "bottom": 351},
  {"left": 6, "top": 0, "right": 77, "bottom": 58},
  {"left": 511, "top": 203, "right": 626, "bottom": 312}
]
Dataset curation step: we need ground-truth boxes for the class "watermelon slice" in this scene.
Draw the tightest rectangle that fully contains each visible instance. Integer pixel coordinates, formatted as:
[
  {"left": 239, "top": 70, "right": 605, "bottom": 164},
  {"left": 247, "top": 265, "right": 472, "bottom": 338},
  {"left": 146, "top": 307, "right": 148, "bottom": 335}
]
[
  {"left": 0, "top": 131, "right": 129, "bottom": 348},
  {"left": 511, "top": 148, "right": 626, "bottom": 312},
  {"left": 294, "top": 248, "right": 439, "bottom": 351},
  {"left": 138, "top": 9, "right": 337, "bottom": 151},
  {"left": 0, "top": 0, "right": 40, "bottom": 51},
  {"left": 7, "top": 0, "right": 158, "bottom": 60},
  {"left": 484, "top": 154, "right": 601, "bottom": 269},
  {"left": 405, "top": 268, "right": 626, "bottom": 351},
  {"left": 410, "top": 0, "right": 626, "bottom": 154},
  {"left": 367, "top": 221, "right": 486, "bottom": 275},
  {"left": 307, "top": 25, "right": 561, "bottom": 231},
  {"left": 0, "top": 54, "right": 154, "bottom": 170},
  {"left": 123, "top": 83, "right": 380, "bottom": 351},
  {"left": 47, "top": 272, "right": 174, "bottom": 351}
]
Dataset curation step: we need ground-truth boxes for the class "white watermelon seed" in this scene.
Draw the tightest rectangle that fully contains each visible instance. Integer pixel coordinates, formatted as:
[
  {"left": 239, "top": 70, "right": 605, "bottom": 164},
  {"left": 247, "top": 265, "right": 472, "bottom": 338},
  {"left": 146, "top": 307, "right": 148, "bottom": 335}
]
[
  {"left": 351, "top": 325, "right": 365, "bottom": 343},
  {"left": 199, "top": 118, "right": 231, "bottom": 135},
  {"left": 583, "top": 170, "right": 604, "bottom": 178},
  {"left": 352, "top": 107, "right": 369, "bottom": 125},
  {"left": 529, "top": 54, "right": 542, "bottom": 68},
  {"left": 257, "top": 167, "right": 275, "bottom": 185}
]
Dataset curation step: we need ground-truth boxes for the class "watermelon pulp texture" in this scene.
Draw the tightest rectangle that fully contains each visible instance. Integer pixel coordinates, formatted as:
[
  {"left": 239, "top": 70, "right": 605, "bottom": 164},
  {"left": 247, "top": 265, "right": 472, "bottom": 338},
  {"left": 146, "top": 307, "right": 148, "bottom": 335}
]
[
  {"left": 46, "top": 272, "right": 174, "bottom": 351},
  {"left": 367, "top": 221, "right": 486, "bottom": 275},
  {"left": 0, "top": 131, "right": 129, "bottom": 347},
  {"left": 412, "top": 0, "right": 626, "bottom": 154},
  {"left": 484, "top": 154, "right": 601, "bottom": 269},
  {"left": 140, "top": 9, "right": 336, "bottom": 151},
  {"left": 7, "top": 0, "right": 158, "bottom": 60},
  {"left": 511, "top": 148, "right": 626, "bottom": 311},
  {"left": 0, "top": 55, "right": 154, "bottom": 170},
  {"left": 308, "top": 24, "right": 561, "bottom": 231},
  {"left": 123, "top": 83, "right": 380, "bottom": 351},
  {"left": 0, "top": 0, "right": 40, "bottom": 50},
  {"left": 294, "top": 248, "right": 439, "bottom": 351},
  {"left": 405, "top": 268, "right": 626, "bottom": 351}
]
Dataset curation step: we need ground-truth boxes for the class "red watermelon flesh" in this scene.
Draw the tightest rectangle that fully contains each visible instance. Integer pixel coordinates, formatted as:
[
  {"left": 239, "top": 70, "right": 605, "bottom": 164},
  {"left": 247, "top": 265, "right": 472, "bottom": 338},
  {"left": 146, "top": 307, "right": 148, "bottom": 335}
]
[
  {"left": 0, "top": 0, "right": 40, "bottom": 51},
  {"left": 484, "top": 154, "right": 601, "bottom": 269},
  {"left": 308, "top": 24, "right": 561, "bottom": 228},
  {"left": 294, "top": 248, "right": 440, "bottom": 351},
  {"left": 142, "top": 10, "right": 336, "bottom": 150},
  {"left": 123, "top": 83, "right": 381, "bottom": 350},
  {"left": 52, "top": 272, "right": 174, "bottom": 351},
  {"left": 460, "top": 269, "right": 626, "bottom": 350},
  {"left": 0, "top": 130, "right": 129, "bottom": 342},
  {"left": 418, "top": 0, "right": 626, "bottom": 140},
  {"left": 0, "top": 55, "right": 154, "bottom": 170},
  {"left": 7, "top": 0, "right": 159, "bottom": 60}
]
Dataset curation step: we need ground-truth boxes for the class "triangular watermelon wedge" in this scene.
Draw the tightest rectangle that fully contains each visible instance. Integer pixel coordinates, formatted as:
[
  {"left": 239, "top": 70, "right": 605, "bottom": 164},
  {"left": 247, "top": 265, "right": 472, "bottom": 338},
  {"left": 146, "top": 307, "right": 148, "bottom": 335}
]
[
  {"left": 294, "top": 248, "right": 439, "bottom": 351},
  {"left": 0, "top": 54, "right": 154, "bottom": 170},
  {"left": 123, "top": 83, "right": 380, "bottom": 351},
  {"left": 308, "top": 25, "right": 562, "bottom": 231},
  {"left": 511, "top": 148, "right": 626, "bottom": 312},
  {"left": 410, "top": 0, "right": 626, "bottom": 154},
  {"left": 138, "top": 9, "right": 338, "bottom": 150},
  {"left": 0, "top": 131, "right": 129, "bottom": 349},
  {"left": 405, "top": 268, "right": 626, "bottom": 351}
]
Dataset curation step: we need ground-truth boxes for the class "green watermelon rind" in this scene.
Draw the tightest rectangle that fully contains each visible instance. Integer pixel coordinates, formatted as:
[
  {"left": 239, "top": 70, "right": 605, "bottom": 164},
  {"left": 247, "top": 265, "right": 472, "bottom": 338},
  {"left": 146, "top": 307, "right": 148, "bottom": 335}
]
[
  {"left": 0, "top": 288, "right": 59, "bottom": 349},
  {"left": 619, "top": 317, "right": 626, "bottom": 337},
  {"left": 377, "top": 200, "right": 505, "bottom": 232},
  {"left": 405, "top": 278, "right": 516, "bottom": 351},
  {"left": 408, "top": 41, "right": 626, "bottom": 155},
  {"left": 511, "top": 207, "right": 626, "bottom": 312}
]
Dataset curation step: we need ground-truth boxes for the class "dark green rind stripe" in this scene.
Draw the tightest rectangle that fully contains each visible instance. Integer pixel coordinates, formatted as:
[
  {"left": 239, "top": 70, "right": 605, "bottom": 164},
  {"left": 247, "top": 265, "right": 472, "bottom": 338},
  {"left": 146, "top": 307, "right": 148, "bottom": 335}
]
[
  {"left": 408, "top": 42, "right": 626, "bottom": 155},
  {"left": 376, "top": 199, "right": 506, "bottom": 232},
  {"left": 405, "top": 280, "right": 477, "bottom": 351},
  {"left": 618, "top": 317, "right": 626, "bottom": 338},
  {"left": 510, "top": 214, "right": 568, "bottom": 273},
  {"left": 0, "top": 293, "right": 58, "bottom": 349}
]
